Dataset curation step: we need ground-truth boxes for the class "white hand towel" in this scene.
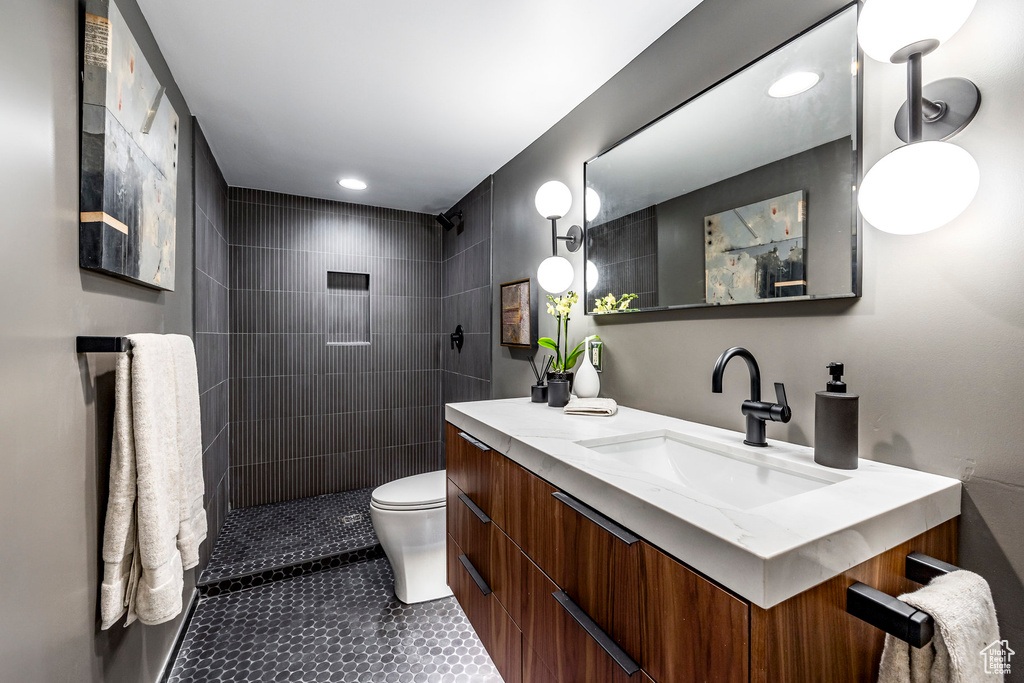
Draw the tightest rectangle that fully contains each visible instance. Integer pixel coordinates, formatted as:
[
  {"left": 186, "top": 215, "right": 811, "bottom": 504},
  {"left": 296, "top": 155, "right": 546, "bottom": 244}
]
[
  {"left": 877, "top": 570, "right": 1000, "bottom": 683},
  {"left": 100, "top": 334, "right": 184, "bottom": 628},
  {"left": 168, "top": 334, "right": 207, "bottom": 571},
  {"left": 564, "top": 397, "right": 618, "bottom": 416}
]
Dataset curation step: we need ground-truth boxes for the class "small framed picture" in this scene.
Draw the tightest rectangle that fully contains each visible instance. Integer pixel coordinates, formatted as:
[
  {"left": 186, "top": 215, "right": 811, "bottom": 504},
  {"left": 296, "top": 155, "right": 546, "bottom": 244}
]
[{"left": 500, "top": 278, "right": 533, "bottom": 349}]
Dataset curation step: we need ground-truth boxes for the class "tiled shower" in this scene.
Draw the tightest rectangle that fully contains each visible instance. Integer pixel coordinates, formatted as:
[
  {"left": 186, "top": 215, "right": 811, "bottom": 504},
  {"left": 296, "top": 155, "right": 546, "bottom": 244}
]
[{"left": 194, "top": 136, "right": 492, "bottom": 512}]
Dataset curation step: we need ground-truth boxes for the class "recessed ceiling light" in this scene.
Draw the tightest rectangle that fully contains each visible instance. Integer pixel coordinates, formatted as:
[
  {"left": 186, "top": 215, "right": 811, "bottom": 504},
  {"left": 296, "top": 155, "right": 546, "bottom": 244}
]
[
  {"left": 768, "top": 71, "right": 821, "bottom": 98},
  {"left": 338, "top": 178, "right": 367, "bottom": 190}
]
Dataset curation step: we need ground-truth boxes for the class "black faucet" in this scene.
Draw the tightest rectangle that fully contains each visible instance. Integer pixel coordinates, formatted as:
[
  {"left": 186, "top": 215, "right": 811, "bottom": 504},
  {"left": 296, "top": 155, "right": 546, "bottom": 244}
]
[{"left": 711, "top": 347, "right": 791, "bottom": 447}]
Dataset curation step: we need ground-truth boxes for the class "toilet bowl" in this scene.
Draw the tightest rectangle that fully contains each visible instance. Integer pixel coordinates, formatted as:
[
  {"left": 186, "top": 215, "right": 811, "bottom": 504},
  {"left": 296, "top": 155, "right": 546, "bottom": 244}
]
[{"left": 369, "top": 470, "right": 452, "bottom": 604}]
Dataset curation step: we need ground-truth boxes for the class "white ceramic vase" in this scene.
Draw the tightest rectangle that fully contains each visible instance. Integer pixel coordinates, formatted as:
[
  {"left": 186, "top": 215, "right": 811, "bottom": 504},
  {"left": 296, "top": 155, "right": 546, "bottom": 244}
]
[{"left": 573, "top": 338, "right": 600, "bottom": 398}]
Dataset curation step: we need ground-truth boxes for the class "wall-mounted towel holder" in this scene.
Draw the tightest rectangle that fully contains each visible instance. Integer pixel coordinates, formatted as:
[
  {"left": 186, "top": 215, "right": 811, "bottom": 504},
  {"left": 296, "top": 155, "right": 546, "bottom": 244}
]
[
  {"left": 846, "top": 551, "right": 960, "bottom": 648},
  {"left": 77, "top": 336, "right": 130, "bottom": 353}
]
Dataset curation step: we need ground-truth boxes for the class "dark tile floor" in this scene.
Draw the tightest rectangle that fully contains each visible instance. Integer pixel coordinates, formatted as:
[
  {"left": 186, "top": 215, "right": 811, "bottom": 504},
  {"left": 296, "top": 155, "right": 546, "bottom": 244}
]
[
  {"left": 169, "top": 557, "right": 501, "bottom": 683},
  {"left": 200, "top": 488, "right": 379, "bottom": 584}
]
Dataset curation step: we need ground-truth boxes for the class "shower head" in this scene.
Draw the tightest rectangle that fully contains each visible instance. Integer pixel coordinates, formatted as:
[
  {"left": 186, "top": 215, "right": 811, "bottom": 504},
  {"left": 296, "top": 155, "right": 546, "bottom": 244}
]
[{"left": 435, "top": 208, "right": 462, "bottom": 231}]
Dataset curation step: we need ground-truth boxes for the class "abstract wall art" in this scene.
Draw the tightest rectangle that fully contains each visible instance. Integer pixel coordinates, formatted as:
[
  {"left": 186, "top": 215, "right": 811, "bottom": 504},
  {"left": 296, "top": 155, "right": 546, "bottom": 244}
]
[
  {"left": 80, "top": 0, "right": 179, "bottom": 290},
  {"left": 500, "top": 278, "right": 533, "bottom": 348},
  {"left": 705, "top": 190, "right": 806, "bottom": 304}
]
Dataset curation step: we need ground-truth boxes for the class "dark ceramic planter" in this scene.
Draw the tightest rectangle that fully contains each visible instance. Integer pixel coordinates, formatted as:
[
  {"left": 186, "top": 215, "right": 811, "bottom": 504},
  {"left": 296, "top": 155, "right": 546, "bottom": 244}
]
[
  {"left": 546, "top": 371, "right": 574, "bottom": 393},
  {"left": 547, "top": 379, "right": 570, "bottom": 408}
]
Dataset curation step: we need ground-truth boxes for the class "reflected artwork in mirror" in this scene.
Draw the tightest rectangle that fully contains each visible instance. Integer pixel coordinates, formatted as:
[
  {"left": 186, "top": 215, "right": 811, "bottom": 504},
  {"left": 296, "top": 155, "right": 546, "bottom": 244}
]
[{"left": 584, "top": 4, "right": 861, "bottom": 315}]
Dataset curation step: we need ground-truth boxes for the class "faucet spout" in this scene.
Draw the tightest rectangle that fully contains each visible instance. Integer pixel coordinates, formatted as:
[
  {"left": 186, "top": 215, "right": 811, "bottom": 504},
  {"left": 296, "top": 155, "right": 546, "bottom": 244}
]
[{"left": 711, "top": 347, "right": 761, "bottom": 402}]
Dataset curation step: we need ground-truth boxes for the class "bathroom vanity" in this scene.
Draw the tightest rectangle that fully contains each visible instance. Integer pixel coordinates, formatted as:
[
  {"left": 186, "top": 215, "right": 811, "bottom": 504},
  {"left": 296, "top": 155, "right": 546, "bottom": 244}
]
[{"left": 443, "top": 399, "right": 961, "bottom": 683}]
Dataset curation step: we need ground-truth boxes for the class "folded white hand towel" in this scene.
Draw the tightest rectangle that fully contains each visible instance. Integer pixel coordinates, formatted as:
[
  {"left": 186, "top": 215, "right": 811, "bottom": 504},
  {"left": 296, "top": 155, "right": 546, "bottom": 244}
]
[
  {"left": 564, "top": 397, "right": 618, "bottom": 416},
  {"left": 877, "top": 569, "right": 1000, "bottom": 683}
]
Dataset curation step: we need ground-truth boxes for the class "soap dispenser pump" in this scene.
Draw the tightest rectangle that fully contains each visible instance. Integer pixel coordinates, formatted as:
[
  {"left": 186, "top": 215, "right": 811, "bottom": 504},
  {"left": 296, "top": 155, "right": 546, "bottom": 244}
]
[{"left": 814, "top": 362, "right": 859, "bottom": 469}]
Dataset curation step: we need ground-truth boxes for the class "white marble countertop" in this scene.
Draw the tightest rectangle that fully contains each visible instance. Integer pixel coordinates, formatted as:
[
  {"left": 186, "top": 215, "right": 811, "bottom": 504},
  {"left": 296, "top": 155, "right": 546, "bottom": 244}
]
[{"left": 445, "top": 398, "right": 961, "bottom": 608}]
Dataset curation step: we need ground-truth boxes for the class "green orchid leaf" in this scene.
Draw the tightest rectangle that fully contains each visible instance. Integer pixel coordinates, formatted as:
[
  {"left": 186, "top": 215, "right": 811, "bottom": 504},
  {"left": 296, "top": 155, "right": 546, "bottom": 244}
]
[{"left": 537, "top": 337, "right": 558, "bottom": 351}]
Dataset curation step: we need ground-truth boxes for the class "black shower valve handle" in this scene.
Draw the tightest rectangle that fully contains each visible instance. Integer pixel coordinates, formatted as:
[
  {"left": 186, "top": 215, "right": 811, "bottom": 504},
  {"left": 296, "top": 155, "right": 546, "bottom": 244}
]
[{"left": 450, "top": 325, "right": 464, "bottom": 353}]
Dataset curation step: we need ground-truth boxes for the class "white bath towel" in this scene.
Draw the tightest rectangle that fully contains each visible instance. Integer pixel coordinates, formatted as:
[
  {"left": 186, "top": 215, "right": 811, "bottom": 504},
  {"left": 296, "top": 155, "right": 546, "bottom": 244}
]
[
  {"left": 169, "top": 335, "right": 207, "bottom": 571},
  {"left": 564, "top": 397, "right": 618, "bottom": 416},
  {"left": 877, "top": 570, "right": 1000, "bottom": 683},
  {"left": 100, "top": 334, "right": 203, "bottom": 629}
]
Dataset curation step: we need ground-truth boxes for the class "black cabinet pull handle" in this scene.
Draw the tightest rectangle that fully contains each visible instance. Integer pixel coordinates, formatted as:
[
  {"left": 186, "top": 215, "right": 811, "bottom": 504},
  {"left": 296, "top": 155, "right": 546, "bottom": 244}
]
[
  {"left": 847, "top": 582, "right": 934, "bottom": 648},
  {"left": 458, "top": 493, "right": 491, "bottom": 524},
  {"left": 906, "top": 552, "right": 959, "bottom": 585},
  {"left": 552, "top": 492, "right": 639, "bottom": 545},
  {"left": 458, "top": 554, "right": 492, "bottom": 596},
  {"left": 552, "top": 590, "right": 640, "bottom": 676},
  {"left": 457, "top": 431, "right": 489, "bottom": 451}
]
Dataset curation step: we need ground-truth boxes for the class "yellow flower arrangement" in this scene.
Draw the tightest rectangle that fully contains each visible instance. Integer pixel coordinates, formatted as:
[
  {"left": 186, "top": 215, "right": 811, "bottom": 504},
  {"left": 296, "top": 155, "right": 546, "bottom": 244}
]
[{"left": 592, "top": 292, "right": 639, "bottom": 313}]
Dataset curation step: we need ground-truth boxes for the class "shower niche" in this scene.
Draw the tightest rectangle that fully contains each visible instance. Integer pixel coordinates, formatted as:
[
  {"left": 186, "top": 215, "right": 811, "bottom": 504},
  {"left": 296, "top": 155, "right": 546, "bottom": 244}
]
[{"left": 327, "top": 271, "right": 370, "bottom": 345}]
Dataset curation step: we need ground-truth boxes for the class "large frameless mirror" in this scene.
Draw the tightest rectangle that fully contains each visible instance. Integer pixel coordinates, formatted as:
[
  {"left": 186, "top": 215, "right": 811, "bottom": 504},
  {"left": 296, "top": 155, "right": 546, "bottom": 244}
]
[{"left": 584, "top": 5, "right": 861, "bottom": 315}]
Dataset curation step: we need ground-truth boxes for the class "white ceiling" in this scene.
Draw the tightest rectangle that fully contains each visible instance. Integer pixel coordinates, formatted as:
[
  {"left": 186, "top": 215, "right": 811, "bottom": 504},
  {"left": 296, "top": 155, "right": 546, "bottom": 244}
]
[
  {"left": 136, "top": 0, "right": 704, "bottom": 213},
  {"left": 589, "top": 6, "right": 858, "bottom": 223}
]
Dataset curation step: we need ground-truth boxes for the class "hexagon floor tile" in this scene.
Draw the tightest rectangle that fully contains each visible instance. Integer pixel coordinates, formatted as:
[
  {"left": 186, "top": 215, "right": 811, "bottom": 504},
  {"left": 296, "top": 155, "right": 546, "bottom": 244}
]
[
  {"left": 169, "top": 558, "right": 503, "bottom": 683},
  {"left": 200, "top": 488, "right": 379, "bottom": 585}
]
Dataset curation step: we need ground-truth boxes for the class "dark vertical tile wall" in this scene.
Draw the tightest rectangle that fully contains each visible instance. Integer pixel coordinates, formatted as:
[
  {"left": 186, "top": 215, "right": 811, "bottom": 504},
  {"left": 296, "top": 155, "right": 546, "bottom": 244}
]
[
  {"left": 442, "top": 178, "right": 493, "bottom": 405},
  {"left": 193, "top": 122, "right": 230, "bottom": 571},
  {"left": 228, "top": 188, "right": 443, "bottom": 508},
  {"left": 586, "top": 206, "right": 659, "bottom": 309}
]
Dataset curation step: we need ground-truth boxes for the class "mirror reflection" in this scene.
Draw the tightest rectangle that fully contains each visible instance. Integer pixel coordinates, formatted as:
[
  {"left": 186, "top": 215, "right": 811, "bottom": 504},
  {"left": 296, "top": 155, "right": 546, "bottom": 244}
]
[{"left": 584, "top": 6, "right": 860, "bottom": 314}]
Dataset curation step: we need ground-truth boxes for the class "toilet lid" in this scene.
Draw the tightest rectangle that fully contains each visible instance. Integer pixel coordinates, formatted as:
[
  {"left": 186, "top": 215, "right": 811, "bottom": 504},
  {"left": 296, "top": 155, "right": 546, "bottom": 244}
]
[{"left": 371, "top": 470, "right": 446, "bottom": 508}]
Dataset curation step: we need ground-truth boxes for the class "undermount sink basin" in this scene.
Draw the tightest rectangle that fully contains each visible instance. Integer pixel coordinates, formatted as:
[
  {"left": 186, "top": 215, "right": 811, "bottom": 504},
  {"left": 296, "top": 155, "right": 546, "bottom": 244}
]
[{"left": 576, "top": 430, "right": 849, "bottom": 510}]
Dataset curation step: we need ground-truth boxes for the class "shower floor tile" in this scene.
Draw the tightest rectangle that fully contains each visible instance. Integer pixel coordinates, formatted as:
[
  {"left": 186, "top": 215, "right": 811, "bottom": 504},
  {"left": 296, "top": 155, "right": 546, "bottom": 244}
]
[
  {"left": 169, "top": 557, "right": 502, "bottom": 683},
  {"left": 200, "top": 487, "right": 379, "bottom": 585}
]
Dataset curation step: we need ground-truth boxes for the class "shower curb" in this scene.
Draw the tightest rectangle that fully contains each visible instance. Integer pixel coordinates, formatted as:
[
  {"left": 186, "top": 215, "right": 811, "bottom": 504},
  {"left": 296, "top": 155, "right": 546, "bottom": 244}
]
[{"left": 196, "top": 543, "right": 385, "bottom": 597}]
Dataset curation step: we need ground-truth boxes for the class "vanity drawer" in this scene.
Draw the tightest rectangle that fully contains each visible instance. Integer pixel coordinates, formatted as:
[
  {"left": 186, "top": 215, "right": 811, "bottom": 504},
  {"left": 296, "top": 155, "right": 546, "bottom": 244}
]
[
  {"left": 509, "top": 461, "right": 642, "bottom": 663},
  {"left": 639, "top": 542, "right": 749, "bottom": 683},
  {"left": 521, "top": 554, "right": 638, "bottom": 683},
  {"left": 447, "top": 533, "right": 522, "bottom": 683},
  {"left": 445, "top": 422, "right": 508, "bottom": 528},
  {"left": 523, "top": 639, "right": 558, "bottom": 683},
  {"left": 447, "top": 477, "right": 523, "bottom": 625}
]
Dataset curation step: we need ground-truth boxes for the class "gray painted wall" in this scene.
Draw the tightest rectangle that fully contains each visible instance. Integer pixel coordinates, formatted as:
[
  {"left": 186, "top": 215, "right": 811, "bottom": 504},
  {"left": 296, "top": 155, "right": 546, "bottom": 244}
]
[
  {"left": 194, "top": 122, "right": 231, "bottom": 572},
  {"left": 228, "top": 189, "right": 443, "bottom": 507},
  {"left": 0, "top": 0, "right": 196, "bottom": 681},
  {"left": 490, "top": 0, "right": 1024, "bottom": 672},
  {"left": 654, "top": 136, "right": 854, "bottom": 304}
]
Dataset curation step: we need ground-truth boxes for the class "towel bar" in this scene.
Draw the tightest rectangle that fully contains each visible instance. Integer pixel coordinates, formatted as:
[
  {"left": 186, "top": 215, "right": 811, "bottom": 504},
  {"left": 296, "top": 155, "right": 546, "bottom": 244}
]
[
  {"left": 846, "top": 552, "right": 959, "bottom": 648},
  {"left": 76, "top": 336, "right": 129, "bottom": 353}
]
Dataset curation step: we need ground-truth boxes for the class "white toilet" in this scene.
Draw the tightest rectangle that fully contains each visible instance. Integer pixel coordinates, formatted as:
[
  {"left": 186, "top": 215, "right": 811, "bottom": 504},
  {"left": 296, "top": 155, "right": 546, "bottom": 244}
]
[{"left": 369, "top": 470, "right": 452, "bottom": 604}]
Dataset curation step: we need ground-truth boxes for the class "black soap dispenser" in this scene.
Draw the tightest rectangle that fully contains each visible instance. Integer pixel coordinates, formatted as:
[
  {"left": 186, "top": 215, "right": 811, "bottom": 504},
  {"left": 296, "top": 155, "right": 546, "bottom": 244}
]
[{"left": 814, "top": 363, "right": 859, "bottom": 469}]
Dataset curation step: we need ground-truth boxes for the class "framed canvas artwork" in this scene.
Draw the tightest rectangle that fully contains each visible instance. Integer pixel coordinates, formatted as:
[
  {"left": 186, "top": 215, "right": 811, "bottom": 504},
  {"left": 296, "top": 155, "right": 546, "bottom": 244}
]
[
  {"left": 80, "top": 0, "right": 179, "bottom": 290},
  {"left": 705, "top": 190, "right": 806, "bottom": 304},
  {"left": 500, "top": 278, "right": 533, "bottom": 349}
]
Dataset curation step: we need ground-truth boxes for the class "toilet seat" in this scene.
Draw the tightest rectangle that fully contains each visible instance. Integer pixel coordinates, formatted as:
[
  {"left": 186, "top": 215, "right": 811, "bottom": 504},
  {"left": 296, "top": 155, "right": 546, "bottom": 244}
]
[{"left": 370, "top": 470, "right": 445, "bottom": 510}]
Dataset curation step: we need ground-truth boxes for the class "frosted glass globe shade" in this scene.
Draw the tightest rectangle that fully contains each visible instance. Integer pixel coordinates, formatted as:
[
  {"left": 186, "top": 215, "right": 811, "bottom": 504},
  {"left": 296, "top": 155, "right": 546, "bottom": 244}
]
[
  {"left": 585, "top": 188, "right": 601, "bottom": 222},
  {"left": 586, "top": 260, "right": 599, "bottom": 292},
  {"left": 858, "top": 0, "right": 976, "bottom": 63},
  {"left": 858, "top": 141, "right": 979, "bottom": 235},
  {"left": 538, "top": 256, "right": 574, "bottom": 293},
  {"left": 535, "top": 181, "right": 572, "bottom": 219}
]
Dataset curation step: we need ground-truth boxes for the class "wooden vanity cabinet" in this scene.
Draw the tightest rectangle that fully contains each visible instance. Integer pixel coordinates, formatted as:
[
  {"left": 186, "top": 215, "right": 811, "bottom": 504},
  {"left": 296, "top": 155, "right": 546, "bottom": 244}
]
[
  {"left": 506, "top": 459, "right": 642, "bottom": 664},
  {"left": 639, "top": 542, "right": 749, "bottom": 683},
  {"left": 443, "top": 422, "right": 958, "bottom": 683},
  {"left": 445, "top": 423, "right": 509, "bottom": 529},
  {"left": 446, "top": 533, "right": 522, "bottom": 683},
  {"left": 521, "top": 554, "right": 636, "bottom": 683}
]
